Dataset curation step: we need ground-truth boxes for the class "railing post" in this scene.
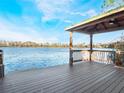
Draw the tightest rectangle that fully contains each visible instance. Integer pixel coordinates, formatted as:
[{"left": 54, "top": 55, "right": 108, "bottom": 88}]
[
  {"left": 0, "top": 50, "right": 4, "bottom": 78},
  {"left": 89, "top": 34, "right": 93, "bottom": 62},
  {"left": 69, "top": 32, "right": 73, "bottom": 66},
  {"left": 113, "top": 51, "right": 116, "bottom": 64}
]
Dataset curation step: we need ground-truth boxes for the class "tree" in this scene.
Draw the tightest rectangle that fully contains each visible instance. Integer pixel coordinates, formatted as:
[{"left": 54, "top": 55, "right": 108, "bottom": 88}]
[
  {"left": 113, "top": 33, "right": 124, "bottom": 51},
  {"left": 103, "top": 0, "right": 114, "bottom": 6},
  {"left": 102, "top": 0, "right": 124, "bottom": 12}
]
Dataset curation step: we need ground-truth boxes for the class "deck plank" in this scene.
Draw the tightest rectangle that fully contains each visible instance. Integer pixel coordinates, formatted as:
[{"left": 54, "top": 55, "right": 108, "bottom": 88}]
[
  {"left": 0, "top": 62, "right": 124, "bottom": 93},
  {"left": 47, "top": 65, "right": 113, "bottom": 93}
]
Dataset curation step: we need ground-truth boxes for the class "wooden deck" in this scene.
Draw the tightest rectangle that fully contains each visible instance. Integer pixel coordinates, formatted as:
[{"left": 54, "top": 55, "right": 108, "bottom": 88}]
[{"left": 1, "top": 62, "right": 124, "bottom": 93}]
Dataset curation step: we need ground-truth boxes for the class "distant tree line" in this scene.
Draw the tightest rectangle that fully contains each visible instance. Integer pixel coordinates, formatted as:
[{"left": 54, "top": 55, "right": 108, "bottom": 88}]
[
  {"left": 0, "top": 34, "right": 123, "bottom": 50},
  {"left": 97, "top": 33, "right": 124, "bottom": 51},
  {"left": 0, "top": 34, "right": 123, "bottom": 49},
  {"left": 0, "top": 41, "right": 88, "bottom": 48}
]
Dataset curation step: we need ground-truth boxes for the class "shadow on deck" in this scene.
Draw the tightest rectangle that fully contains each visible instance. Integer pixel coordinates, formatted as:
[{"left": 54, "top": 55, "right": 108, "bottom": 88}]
[{"left": 0, "top": 62, "right": 124, "bottom": 93}]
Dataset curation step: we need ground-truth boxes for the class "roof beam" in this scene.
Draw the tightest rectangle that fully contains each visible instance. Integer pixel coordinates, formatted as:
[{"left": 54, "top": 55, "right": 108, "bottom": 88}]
[{"left": 65, "top": 7, "right": 124, "bottom": 34}]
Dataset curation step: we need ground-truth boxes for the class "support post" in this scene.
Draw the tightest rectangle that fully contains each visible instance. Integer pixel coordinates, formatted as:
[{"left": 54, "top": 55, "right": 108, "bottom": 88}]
[
  {"left": 0, "top": 50, "right": 4, "bottom": 78},
  {"left": 69, "top": 32, "right": 73, "bottom": 66},
  {"left": 89, "top": 34, "right": 93, "bottom": 62}
]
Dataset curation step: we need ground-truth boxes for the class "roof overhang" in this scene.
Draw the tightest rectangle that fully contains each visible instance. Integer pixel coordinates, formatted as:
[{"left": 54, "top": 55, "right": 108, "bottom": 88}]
[{"left": 65, "top": 7, "right": 124, "bottom": 34}]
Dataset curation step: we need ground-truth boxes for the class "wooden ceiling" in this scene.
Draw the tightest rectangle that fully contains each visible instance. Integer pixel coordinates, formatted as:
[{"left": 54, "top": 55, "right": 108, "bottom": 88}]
[{"left": 65, "top": 7, "right": 124, "bottom": 34}]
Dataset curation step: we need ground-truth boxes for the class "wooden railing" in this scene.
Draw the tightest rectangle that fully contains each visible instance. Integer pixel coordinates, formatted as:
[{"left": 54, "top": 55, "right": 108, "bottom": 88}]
[
  {"left": 92, "top": 50, "right": 116, "bottom": 64},
  {"left": 72, "top": 50, "right": 90, "bottom": 62},
  {"left": 72, "top": 49, "right": 116, "bottom": 64}
]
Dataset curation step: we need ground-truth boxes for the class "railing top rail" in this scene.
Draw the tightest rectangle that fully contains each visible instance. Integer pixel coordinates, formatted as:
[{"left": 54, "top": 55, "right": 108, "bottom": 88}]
[
  {"left": 72, "top": 49, "right": 116, "bottom": 52},
  {"left": 116, "top": 51, "right": 124, "bottom": 54},
  {"left": 92, "top": 50, "right": 116, "bottom": 52}
]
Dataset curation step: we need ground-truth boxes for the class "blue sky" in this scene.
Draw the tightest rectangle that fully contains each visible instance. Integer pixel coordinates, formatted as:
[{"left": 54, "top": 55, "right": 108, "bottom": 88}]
[{"left": 0, "top": 0, "right": 123, "bottom": 44}]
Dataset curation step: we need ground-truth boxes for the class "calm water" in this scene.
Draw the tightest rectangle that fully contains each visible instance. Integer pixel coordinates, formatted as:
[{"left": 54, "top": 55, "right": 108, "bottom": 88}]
[
  {"left": 0, "top": 47, "right": 69, "bottom": 74},
  {"left": 0, "top": 47, "right": 114, "bottom": 74}
]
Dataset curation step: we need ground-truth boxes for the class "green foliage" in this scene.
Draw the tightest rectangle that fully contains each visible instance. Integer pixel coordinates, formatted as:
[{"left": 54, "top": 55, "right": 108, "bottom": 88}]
[
  {"left": 104, "top": 0, "right": 114, "bottom": 7},
  {"left": 102, "top": 0, "right": 124, "bottom": 12},
  {"left": 102, "top": 0, "right": 114, "bottom": 9}
]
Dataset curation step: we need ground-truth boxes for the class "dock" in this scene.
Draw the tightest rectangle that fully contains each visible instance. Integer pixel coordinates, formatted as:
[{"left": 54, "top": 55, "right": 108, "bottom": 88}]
[{"left": 1, "top": 62, "right": 124, "bottom": 93}]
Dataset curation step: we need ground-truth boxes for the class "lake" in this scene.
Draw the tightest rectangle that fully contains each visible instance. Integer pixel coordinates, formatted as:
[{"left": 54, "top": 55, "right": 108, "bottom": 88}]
[
  {"left": 0, "top": 47, "right": 69, "bottom": 74},
  {"left": 0, "top": 47, "right": 115, "bottom": 74}
]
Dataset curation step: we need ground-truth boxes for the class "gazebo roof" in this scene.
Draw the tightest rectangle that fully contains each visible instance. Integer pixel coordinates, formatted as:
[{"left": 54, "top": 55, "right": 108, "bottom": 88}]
[{"left": 65, "top": 7, "right": 124, "bottom": 34}]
